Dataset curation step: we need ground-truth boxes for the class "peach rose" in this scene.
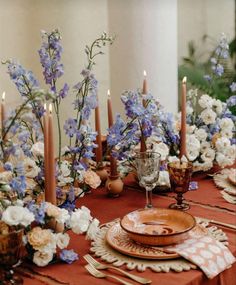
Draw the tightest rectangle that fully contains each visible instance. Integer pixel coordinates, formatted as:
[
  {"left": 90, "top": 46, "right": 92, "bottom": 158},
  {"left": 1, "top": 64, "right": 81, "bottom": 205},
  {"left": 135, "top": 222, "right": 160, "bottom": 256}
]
[
  {"left": 27, "top": 227, "right": 53, "bottom": 251},
  {"left": 46, "top": 203, "right": 61, "bottom": 218},
  {"left": 84, "top": 170, "right": 101, "bottom": 189}
]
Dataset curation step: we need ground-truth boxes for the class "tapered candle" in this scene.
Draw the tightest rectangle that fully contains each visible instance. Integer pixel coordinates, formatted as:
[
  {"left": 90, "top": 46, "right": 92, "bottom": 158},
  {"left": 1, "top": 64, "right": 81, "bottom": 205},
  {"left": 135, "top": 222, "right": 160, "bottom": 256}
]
[
  {"left": 107, "top": 90, "right": 118, "bottom": 177},
  {"left": 95, "top": 100, "right": 103, "bottom": 164},
  {"left": 43, "top": 103, "right": 50, "bottom": 201},
  {"left": 141, "top": 71, "right": 147, "bottom": 152},
  {"left": 1, "top": 92, "right": 5, "bottom": 136},
  {"left": 180, "top": 77, "right": 187, "bottom": 158},
  {"left": 142, "top": 70, "right": 148, "bottom": 95},
  {"left": 47, "top": 103, "right": 56, "bottom": 205}
]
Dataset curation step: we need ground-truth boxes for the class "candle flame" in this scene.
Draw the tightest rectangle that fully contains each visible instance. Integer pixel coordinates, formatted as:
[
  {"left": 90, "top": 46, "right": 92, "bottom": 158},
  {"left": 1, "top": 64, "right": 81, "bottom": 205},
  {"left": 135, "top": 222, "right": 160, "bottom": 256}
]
[
  {"left": 107, "top": 89, "right": 111, "bottom": 98},
  {"left": 182, "top": 76, "right": 187, "bottom": 83},
  {"left": 44, "top": 103, "right": 47, "bottom": 111},
  {"left": 49, "top": 103, "right": 53, "bottom": 114},
  {"left": 143, "top": 70, "right": 147, "bottom": 77},
  {"left": 2, "top": 92, "right": 5, "bottom": 102}
]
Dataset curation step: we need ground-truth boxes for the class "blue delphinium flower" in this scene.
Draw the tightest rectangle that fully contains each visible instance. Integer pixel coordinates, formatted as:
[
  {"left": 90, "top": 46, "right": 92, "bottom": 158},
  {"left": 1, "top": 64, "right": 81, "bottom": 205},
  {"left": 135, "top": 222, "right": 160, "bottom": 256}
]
[
  {"left": 59, "top": 249, "right": 79, "bottom": 264},
  {"left": 64, "top": 118, "right": 77, "bottom": 138},
  {"left": 59, "top": 83, "right": 69, "bottom": 98},
  {"left": 38, "top": 29, "right": 64, "bottom": 87},
  {"left": 226, "top": 95, "right": 236, "bottom": 107},
  {"left": 230, "top": 82, "right": 236, "bottom": 92},
  {"left": 7, "top": 60, "right": 39, "bottom": 97},
  {"left": 27, "top": 201, "right": 46, "bottom": 224},
  {"left": 4, "top": 162, "right": 13, "bottom": 171},
  {"left": 10, "top": 176, "right": 26, "bottom": 198}
]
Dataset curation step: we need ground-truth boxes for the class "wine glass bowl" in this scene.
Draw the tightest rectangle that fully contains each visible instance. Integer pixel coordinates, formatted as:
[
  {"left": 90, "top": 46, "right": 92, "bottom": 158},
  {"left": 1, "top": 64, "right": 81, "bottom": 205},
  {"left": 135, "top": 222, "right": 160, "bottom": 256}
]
[
  {"left": 134, "top": 151, "right": 161, "bottom": 208},
  {"left": 168, "top": 161, "right": 193, "bottom": 211}
]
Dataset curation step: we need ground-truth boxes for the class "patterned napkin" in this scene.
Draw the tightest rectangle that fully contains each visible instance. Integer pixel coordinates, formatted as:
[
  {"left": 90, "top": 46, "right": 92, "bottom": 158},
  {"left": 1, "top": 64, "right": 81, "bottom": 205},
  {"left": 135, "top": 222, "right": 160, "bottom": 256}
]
[{"left": 167, "top": 235, "right": 236, "bottom": 279}]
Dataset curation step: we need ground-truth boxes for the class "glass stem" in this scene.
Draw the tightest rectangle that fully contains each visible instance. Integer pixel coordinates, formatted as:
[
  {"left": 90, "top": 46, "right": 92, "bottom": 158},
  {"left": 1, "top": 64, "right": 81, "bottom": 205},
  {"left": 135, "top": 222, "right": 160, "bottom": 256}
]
[{"left": 145, "top": 189, "right": 153, "bottom": 208}]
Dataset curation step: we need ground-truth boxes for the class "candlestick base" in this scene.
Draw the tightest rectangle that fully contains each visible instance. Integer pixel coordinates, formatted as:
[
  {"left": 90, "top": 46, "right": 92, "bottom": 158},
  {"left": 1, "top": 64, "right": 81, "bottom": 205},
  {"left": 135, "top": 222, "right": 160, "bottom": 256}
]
[
  {"left": 96, "top": 165, "right": 108, "bottom": 184},
  {"left": 105, "top": 175, "right": 124, "bottom": 198}
]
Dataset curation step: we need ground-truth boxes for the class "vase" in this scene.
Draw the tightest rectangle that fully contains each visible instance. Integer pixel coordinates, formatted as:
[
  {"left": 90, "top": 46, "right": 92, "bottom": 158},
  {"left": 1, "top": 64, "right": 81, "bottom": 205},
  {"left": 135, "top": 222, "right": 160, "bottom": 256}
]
[
  {"left": 105, "top": 175, "right": 124, "bottom": 197},
  {"left": 0, "top": 226, "right": 24, "bottom": 284},
  {"left": 96, "top": 166, "right": 109, "bottom": 184}
]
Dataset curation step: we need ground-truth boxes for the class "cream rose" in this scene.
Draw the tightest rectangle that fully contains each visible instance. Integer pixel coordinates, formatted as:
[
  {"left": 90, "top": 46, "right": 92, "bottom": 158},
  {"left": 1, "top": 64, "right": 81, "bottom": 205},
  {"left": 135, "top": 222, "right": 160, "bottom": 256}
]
[
  {"left": 152, "top": 142, "right": 169, "bottom": 161},
  {"left": 27, "top": 227, "right": 53, "bottom": 251},
  {"left": 84, "top": 170, "right": 101, "bottom": 189},
  {"left": 45, "top": 203, "right": 61, "bottom": 219},
  {"left": 31, "top": 142, "right": 44, "bottom": 157},
  {"left": 56, "top": 233, "right": 70, "bottom": 249},
  {"left": 33, "top": 250, "right": 54, "bottom": 267},
  {"left": 23, "top": 157, "right": 41, "bottom": 178}
]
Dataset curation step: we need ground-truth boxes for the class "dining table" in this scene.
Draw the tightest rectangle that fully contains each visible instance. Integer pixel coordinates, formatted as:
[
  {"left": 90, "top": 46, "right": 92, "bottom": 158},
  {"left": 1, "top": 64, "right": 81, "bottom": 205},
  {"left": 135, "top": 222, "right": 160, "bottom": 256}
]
[{"left": 19, "top": 171, "right": 236, "bottom": 285}]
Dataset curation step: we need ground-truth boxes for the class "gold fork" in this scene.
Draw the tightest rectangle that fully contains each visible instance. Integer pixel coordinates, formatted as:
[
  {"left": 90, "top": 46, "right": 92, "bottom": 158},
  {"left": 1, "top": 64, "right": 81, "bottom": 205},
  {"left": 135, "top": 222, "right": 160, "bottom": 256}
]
[
  {"left": 84, "top": 254, "right": 152, "bottom": 284},
  {"left": 85, "top": 264, "right": 134, "bottom": 285}
]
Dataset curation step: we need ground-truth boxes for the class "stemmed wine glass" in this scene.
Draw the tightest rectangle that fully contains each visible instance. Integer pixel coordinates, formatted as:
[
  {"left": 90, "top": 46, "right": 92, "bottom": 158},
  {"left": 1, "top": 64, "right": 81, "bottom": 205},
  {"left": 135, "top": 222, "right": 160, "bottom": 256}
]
[{"left": 134, "top": 151, "right": 161, "bottom": 208}]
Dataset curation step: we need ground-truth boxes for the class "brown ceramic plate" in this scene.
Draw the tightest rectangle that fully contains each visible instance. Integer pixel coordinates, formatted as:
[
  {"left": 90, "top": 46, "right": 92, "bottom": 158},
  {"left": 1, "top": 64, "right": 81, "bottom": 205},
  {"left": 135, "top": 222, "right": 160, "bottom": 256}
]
[{"left": 120, "top": 208, "right": 196, "bottom": 246}]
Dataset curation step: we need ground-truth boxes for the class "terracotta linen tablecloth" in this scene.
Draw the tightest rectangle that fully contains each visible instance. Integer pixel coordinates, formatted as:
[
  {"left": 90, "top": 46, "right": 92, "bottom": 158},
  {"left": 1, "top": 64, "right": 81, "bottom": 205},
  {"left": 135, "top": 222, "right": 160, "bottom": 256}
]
[{"left": 21, "top": 174, "right": 236, "bottom": 285}]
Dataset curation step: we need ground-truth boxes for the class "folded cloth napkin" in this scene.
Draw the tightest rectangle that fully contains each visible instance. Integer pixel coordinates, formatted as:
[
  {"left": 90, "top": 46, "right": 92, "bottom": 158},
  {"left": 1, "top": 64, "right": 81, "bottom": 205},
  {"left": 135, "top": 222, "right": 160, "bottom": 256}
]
[{"left": 167, "top": 235, "right": 236, "bottom": 279}]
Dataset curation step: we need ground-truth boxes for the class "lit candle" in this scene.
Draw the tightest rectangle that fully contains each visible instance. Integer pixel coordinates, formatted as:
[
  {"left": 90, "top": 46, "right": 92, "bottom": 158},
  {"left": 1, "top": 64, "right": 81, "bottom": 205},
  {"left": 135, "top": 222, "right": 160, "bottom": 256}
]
[
  {"left": 47, "top": 103, "right": 56, "bottom": 205},
  {"left": 142, "top": 70, "right": 148, "bottom": 95},
  {"left": 180, "top": 77, "right": 187, "bottom": 158},
  {"left": 95, "top": 100, "right": 103, "bottom": 164},
  {"left": 107, "top": 89, "right": 118, "bottom": 177},
  {"left": 43, "top": 103, "right": 49, "bottom": 201},
  {"left": 1, "top": 92, "right": 6, "bottom": 135}
]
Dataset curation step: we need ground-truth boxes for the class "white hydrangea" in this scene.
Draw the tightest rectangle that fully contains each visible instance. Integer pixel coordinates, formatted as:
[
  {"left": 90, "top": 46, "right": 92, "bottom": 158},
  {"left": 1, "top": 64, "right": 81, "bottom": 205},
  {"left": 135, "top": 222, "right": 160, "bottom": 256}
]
[
  {"left": 198, "top": 94, "right": 213, "bottom": 109},
  {"left": 152, "top": 142, "right": 169, "bottom": 161},
  {"left": 216, "top": 153, "right": 234, "bottom": 168},
  {"left": 194, "top": 128, "right": 208, "bottom": 142},
  {"left": 220, "top": 129, "right": 233, "bottom": 139},
  {"left": 186, "top": 134, "right": 200, "bottom": 161},
  {"left": 200, "top": 109, "right": 217, "bottom": 125}
]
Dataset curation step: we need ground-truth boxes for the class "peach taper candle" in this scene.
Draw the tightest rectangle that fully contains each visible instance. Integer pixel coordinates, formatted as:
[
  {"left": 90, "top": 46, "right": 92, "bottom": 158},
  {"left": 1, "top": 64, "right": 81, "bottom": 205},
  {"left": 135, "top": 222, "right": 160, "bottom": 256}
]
[
  {"left": 95, "top": 100, "right": 103, "bottom": 165},
  {"left": 180, "top": 77, "right": 187, "bottom": 158},
  {"left": 43, "top": 103, "right": 50, "bottom": 201}
]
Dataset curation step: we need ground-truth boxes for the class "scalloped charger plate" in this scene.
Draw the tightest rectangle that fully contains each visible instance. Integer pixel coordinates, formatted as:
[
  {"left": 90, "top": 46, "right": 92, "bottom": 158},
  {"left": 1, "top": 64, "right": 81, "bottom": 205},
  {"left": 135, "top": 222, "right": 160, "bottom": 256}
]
[{"left": 213, "top": 168, "right": 236, "bottom": 196}]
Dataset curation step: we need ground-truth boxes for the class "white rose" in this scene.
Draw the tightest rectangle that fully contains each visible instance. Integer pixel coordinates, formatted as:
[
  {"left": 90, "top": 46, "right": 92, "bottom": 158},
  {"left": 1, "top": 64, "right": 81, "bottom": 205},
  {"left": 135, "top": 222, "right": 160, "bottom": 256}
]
[
  {"left": 216, "top": 153, "right": 234, "bottom": 168},
  {"left": 194, "top": 128, "right": 207, "bottom": 142},
  {"left": 198, "top": 94, "right": 213, "bottom": 109},
  {"left": 219, "top": 118, "right": 234, "bottom": 131},
  {"left": 86, "top": 218, "right": 100, "bottom": 240},
  {"left": 31, "top": 142, "right": 44, "bottom": 157},
  {"left": 220, "top": 129, "right": 233, "bottom": 139},
  {"left": 33, "top": 250, "right": 54, "bottom": 267},
  {"left": 201, "top": 148, "right": 215, "bottom": 162},
  {"left": 23, "top": 157, "right": 41, "bottom": 178},
  {"left": 193, "top": 161, "right": 213, "bottom": 172},
  {"left": 200, "top": 109, "right": 217, "bottom": 125},
  {"left": 200, "top": 141, "right": 211, "bottom": 153},
  {"left": 186, "top": 134, "right": 200, "bottom": 161},
  {"left": 70, "top": 206, "right": 92, "bottom": 234},
  {"left": 2, "top": 206, "right": 34, "bottom": 227},
  {"left": 224, "top": 145, "right": 236, "bottom": 160},
  {"left": 152, "top": 142, "right": 169, "bottom": 161},
  {"left": 215, "top": 137, "right": 231, "bottom": 152},
  {"left": 55, "top": 208, "right": 70, "bottom": 224},
  {"left": 56, "top": 233, "right": 70, "bottom": 249},
  {"left": 60, "top": 161, "right": 71, "bottom": 177},
  {"left": 186, "top": 125, "right": 196, "bottom": 134},
  {"left": 212, "top": 99, "right": 223, "bottom": 114}
]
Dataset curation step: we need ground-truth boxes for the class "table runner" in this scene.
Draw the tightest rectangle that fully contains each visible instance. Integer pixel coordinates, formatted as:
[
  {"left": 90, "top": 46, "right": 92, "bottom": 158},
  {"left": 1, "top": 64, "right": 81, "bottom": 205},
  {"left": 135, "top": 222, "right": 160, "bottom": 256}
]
[{"left": 20, "top": 174, "right": 236, "bottom": 285}]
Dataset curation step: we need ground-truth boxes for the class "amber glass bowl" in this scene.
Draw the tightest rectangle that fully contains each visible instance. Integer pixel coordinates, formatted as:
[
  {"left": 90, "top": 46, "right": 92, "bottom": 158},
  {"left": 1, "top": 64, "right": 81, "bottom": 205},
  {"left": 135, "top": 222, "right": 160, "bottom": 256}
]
[{"left": 120, "top": 208, "right": 196, "bottom": 246}]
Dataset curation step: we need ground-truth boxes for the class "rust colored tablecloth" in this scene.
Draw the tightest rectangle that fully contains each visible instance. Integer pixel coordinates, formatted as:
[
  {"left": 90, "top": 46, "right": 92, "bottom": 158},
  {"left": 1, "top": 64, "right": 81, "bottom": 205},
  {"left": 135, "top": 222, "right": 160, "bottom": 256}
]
[{"left": 21, "top": 174, "right": 236, "bottom": 285}]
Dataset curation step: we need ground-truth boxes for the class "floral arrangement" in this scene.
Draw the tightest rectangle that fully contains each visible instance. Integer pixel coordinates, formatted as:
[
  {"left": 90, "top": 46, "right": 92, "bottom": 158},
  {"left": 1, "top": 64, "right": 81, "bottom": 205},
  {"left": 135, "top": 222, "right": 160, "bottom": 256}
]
[
  {"left": 0, "top": 201, "right": 99, "bottom": 266},
  {"left": 0, "top": 29, "right": 114, "bottom": 206}
]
